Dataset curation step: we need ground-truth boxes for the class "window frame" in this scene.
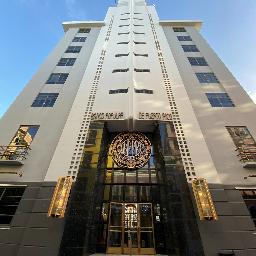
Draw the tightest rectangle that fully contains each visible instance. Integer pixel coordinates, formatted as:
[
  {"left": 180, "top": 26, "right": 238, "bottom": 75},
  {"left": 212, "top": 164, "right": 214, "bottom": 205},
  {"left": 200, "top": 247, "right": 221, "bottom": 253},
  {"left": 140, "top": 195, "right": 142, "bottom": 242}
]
[
  {"left": 134, "top": 89, "right": 153, "bottom": 94},
  {"left": 31, "top": 93, "right": 59, "bottom": 107},
  {"left": 196, "top": 73, "right": 219, "bottom": 83},
  {"left": 57, "top": 58, "right": 76, "bottom": 66},
  {"left": 78, "top": 28, "right": 91, "bottom": 33},
  {"left": 72, "top": 37, "right": 87, "bottom": 42},
  {"left": 46, "top": 73, "right": 69, "bottom": 84},
  {"left": 65, "top": 46, "right": 82, "bottom": 53},
  {"left": 173, "top": 27, "right": 186, "bottom": 32},
  {"left": 109, "top": 89, "right": 129, "bottom": 94},
  {"left": 182, "top": 45, "right": 199, "bottom": 52},
  {"left": 177, "top": 36, "right": 192, "bottom": 41},
  {"left": 206, "top": 93, "right": 234, "bottom": 107},
  {"left": 188, "top": 57, "right": 208, "bottom": 66},
  {"left": 0, "top": 186, "right": 26, "bottom": 225},
  {"left": 112, "top": 69, "right": 129, "bottom": 73}
]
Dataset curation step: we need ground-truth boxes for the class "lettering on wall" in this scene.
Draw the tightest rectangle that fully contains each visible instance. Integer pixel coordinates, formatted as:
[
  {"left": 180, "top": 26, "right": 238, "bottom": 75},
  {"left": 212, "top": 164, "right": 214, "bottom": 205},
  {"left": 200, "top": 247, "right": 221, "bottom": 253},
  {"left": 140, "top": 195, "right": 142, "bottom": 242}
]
[
  {"left": 91, "top": 112, "right": 124, "bottom": 120},
  {"left": 138, "top": 112, "right": 172, "bottom": 121}
]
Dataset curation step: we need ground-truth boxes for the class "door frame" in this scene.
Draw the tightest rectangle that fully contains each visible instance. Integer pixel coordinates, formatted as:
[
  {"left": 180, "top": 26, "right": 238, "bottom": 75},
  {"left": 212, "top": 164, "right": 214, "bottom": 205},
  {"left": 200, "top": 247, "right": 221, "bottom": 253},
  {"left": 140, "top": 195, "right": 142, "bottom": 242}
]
[{"left": 106, "top": 202, "right": 155, "bottom": 255}]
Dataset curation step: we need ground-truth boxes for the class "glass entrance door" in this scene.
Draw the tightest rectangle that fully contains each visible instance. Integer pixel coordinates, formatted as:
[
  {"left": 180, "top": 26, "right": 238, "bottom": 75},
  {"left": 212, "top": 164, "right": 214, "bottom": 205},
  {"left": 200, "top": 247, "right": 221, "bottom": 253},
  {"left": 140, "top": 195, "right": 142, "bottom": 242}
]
[{"left": 107, "top": 202, "right": 155, "bottom": 255}]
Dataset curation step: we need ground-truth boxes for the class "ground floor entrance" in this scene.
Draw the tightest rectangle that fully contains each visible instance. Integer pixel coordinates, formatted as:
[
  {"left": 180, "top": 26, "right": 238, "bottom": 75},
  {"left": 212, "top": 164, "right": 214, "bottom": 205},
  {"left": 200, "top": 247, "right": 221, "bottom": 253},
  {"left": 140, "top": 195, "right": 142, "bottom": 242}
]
[{"left": 107, "top": 202, "right": 155, "bottom": 255}]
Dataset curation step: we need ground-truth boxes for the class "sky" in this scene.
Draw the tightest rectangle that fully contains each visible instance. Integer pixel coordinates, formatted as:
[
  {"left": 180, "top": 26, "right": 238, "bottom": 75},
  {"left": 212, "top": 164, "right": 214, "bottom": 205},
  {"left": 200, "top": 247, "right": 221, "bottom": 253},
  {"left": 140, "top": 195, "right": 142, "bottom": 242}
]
[{"left": 0, "top": 0, "right": 255, "bottom": 117}]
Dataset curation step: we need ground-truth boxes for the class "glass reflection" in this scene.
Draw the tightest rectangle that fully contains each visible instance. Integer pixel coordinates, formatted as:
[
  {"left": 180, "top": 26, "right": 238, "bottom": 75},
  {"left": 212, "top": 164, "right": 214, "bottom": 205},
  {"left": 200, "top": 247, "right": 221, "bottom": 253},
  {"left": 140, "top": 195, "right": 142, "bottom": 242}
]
[
  {"left": 126, "top": 171, "right": 136, "bottom": 183},
  {"left": 113, "top": 170, "right": 124, "bottom": 183},
  {"left": 112, "top": 185, "right": 123, "bottom": 201},
  {"left": 138, "top": 170, "right": 149, "bottom": 183},
  {"left": 9, "top": 126, "right": 39, "bottom": 147},
  {"left": 125, "top": 186, "right": 137, "bottom": 201},
  {"left": 139, "top": 186, "right": 151, "bottom": 201}
]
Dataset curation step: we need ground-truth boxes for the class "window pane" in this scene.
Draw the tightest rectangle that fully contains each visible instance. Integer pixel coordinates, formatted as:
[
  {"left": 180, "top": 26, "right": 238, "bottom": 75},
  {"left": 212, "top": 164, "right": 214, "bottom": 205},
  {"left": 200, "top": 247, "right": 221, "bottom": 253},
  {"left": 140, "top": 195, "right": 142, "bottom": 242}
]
[
  {"left": 196, "top": 73, "right": 219, "bottom": 83},
  {"left": 113, "top": 170, "right": 124, "bottom": 183},
  {"left": 0, "top": 187, "right": 25, "bottom": 224},
  {"left": 126, "top": 171, "right": 136, "bottom": 183},
  {"left": 125, "top": 186, "right": 137, "bottom": 201},
  {"left": 206, "top": 93, "right": 234, "bottom": 107},
  {"left": 112, "top": 185, "right": 123, "bottom": 201},
  {"left": 138, "top": 170, "right": 149, "bottom": 183}
]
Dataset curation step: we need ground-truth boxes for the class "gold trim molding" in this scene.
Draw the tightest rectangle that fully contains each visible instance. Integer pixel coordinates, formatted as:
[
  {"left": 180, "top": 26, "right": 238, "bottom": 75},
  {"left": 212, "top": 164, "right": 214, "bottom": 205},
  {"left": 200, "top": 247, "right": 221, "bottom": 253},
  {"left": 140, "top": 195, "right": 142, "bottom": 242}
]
[
  {"left": 192, "top": 178, "right": 218, "bottom": 221},
  {"left": 47, "top": 176, "right": 73, "bottom": 218}
]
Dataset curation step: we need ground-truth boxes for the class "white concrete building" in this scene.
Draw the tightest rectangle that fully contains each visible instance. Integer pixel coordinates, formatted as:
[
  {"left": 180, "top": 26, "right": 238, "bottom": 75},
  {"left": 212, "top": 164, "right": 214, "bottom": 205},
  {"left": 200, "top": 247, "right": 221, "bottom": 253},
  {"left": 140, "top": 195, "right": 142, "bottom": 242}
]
[{"left": 0, "top": 0, "right": 255, "bottom": 255}]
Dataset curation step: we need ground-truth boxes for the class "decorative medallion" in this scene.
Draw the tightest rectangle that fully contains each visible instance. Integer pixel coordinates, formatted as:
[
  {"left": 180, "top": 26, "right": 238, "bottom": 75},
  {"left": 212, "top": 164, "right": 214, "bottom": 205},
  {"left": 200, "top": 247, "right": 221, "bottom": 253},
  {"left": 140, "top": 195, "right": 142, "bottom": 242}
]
[{"left": 110, "top": 132, "right": 151, "bottom": 169}]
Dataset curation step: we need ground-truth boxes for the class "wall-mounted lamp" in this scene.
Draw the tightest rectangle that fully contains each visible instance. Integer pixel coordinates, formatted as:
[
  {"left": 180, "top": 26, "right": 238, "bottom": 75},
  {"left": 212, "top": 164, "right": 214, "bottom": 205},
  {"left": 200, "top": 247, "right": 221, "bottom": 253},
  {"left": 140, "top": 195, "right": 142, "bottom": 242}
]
[
  {"left": 47, "top": 176, "right": 73, "bottom": 218},
  {"left": 192, "top": 178, "right": 218, "bottom": 221}
]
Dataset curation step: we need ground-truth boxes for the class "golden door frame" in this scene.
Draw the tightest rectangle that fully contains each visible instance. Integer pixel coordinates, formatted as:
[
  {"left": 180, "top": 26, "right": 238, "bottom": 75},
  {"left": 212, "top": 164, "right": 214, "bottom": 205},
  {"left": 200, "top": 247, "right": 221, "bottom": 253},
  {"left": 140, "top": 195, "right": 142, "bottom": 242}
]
[{"left": 107, "top": 202, "right": 156, "bottom": 255}]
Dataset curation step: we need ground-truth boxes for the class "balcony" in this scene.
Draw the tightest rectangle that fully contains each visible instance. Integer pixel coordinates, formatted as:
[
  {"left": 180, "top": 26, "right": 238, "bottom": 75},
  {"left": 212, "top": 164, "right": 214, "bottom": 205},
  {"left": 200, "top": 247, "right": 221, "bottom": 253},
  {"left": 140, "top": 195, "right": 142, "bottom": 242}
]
[
  {"left": 0, "top": 145, "right": 31, "bottom": 166},
  {"left": 236, "top": 145, "right": 256, "bottom": 168}
]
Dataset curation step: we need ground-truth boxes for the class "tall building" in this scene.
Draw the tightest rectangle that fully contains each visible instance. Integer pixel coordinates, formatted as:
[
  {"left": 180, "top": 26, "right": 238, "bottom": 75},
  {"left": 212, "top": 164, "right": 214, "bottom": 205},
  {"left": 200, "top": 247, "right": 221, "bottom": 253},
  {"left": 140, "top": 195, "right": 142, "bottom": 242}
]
[{"left": 0, "top": 0, "right": 256, "bottom": 255}]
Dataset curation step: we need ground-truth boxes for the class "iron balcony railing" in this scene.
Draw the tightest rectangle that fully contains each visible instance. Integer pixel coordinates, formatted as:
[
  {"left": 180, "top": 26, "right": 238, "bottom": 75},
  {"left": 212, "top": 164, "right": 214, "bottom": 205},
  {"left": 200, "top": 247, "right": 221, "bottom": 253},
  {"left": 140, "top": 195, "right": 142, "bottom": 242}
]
[
  {"left": 0, "top": 145, "right": 31, "bottom": 161},
  {"left": 236, "top": 145, "right": 256, "bottom": 164}
]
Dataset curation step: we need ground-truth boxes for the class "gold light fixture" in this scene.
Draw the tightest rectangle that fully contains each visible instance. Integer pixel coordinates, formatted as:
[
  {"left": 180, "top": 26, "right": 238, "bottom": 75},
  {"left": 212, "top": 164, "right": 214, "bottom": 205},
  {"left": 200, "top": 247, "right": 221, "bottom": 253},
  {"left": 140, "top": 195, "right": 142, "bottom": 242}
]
[
  {"left": 47, "top": 176, "right": 73, "bottom": 218},
  {"left": 192, "top": 178, "right": 218, "bottom": 221}
]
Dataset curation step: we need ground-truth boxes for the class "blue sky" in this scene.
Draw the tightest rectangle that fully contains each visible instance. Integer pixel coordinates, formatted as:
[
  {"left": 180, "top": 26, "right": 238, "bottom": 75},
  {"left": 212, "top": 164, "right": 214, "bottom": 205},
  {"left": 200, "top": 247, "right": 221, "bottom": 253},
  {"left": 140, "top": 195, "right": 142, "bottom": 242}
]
[{"left": 0, "top": 0, "right": 255, "bottom": 117}]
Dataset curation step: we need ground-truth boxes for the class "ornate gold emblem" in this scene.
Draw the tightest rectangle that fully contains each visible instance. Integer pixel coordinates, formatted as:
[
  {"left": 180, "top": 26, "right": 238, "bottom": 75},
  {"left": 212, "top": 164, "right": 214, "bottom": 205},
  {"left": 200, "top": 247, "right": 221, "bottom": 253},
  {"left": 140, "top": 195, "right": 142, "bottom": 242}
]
[{"left": 110, "top": 132, "right": 151, "bottom": 169}]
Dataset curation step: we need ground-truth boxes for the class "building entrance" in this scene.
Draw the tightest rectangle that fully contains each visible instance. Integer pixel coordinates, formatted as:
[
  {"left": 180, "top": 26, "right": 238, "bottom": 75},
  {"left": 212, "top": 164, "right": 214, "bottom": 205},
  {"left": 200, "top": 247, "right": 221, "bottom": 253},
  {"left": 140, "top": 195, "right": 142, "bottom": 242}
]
[{"left": 107, "top": 202, "right": 155, "bottom": 255}]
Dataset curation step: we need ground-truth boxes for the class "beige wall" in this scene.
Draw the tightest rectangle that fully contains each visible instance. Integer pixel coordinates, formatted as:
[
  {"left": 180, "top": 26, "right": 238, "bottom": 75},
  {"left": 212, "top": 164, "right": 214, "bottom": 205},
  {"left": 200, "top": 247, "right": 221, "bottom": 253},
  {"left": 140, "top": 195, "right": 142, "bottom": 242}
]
[{"left": 0, "top": 26, "right": 101, "bottom": 182}]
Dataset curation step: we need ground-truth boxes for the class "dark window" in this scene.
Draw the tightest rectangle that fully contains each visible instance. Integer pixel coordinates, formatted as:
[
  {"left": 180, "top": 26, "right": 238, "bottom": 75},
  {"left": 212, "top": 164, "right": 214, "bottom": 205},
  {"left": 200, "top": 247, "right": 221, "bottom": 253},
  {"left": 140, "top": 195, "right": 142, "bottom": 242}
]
[
  {"left": 182, "top": 45, "right": 199, "bottom": 52},
  {"left": 177, "top": 36, "right": 192, "bottom": 41},
  {"left": 206, "top": 93, "right": 234, "bottom": 107},
  {"left": 119, "top": 24, "right": 130, "bottom": 27},
  {"left": 0, "top": 186, "right": 25, "bottom": 224},
  {"left": 134, "top": 41, "right": 146, "bottom": 44},
  {"left": 120, "top": 18, "right": 130, "bottom": 21},
  {"left": 134, "top": 68, "right": 150, "bottom": 72},
  {"left": 240, "top": 190, "right": 256, "bottom": 227},
  {"left": 112, "top": 69, "right": 129, "bottom": 73},
  {"left": 134, "top": 18, "right": 143, "bottom": 20},
  {"left": 57, "top": 58, "right": 76, "bottom": 66},
  {"left": 121, "top": 12, "right": 130, "bottom": 15},
  {"left": 82, "top": 153, "right": 93, "bottom": 169},
  {"left": 115, "top": 53, "right": 129, "bottom": 57},
  {"left": 134, "top": 53, "right": 148, "bottom": 57},
  {"left": 109, "top": 89, "right": 128, "bottom": 94},
  {"left": 46, "top": 73, "right": 69, "bottom": 84},
  {"left": 118, "top": 32, "right": 130, "bottom": 35},
  {"left": 134, "top": 32, "right": 145, "bottom": 35},
  {"left": 134, "top": 12, "right": 142, "bottom": 14},
  {"left": 86, "top": 130, "right": 97, "bottom": 145},
  {"left": 31, "top": 93, "right": 59, "bottom": 107},
  {"left": 117, "top": 42, "right": 129, "bottom": 44},
  {"left": 188, "top": 57, "right": 208, "bottom": 66},
  {"left": 65, "top": 46, "right": 82, "bottom": 53},
  {"left": 78, "top": 28, "right": 91, "bottom": 33},
  {"left": 134, "top": 89, "right": 153, "bottom": 94},
  {"left": 72, "top": 37, "right": 86, "bottom": 42},
  {"left": 196, "top": 73, "right": 219, "bottom": 83},
  {"left": 173, "top": 27, "right": 186, "bottom": 32},
  {"left": 134, "top": 24, "right": 144, "bottom": 27}
]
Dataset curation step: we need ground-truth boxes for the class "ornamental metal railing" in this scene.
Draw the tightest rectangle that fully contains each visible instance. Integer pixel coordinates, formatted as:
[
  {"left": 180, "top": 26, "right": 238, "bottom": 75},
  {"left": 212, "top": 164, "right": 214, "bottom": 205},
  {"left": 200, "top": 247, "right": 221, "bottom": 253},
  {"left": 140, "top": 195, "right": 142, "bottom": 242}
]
[
  {"left": 0, "top": 145, "right": 31, "bottom": 161},
  {"left": 236, "top": 145, "right": 256, "bottom": 164}
]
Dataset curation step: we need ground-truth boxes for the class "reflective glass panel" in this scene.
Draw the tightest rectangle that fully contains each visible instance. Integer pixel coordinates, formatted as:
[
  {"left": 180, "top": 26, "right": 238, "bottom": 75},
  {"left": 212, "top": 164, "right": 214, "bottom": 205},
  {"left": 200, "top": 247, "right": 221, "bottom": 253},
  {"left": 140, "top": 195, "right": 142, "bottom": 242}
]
[
  {"left": 138, "top": 170, "right": 149, "bottom": 183},
  {"left": 113, "top": 170, "right": 124, "bottom": 183},
  {"left": 125, "top": 186, "right": 137, "bottom": 201}
]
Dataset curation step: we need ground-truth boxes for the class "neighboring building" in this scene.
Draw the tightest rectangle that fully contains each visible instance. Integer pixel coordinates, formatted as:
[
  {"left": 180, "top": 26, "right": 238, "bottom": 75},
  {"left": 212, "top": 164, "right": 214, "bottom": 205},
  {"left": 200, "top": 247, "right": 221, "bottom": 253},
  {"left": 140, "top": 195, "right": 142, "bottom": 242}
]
[{"left": 0, "top": 0, "right": 256, "bottom": 255}]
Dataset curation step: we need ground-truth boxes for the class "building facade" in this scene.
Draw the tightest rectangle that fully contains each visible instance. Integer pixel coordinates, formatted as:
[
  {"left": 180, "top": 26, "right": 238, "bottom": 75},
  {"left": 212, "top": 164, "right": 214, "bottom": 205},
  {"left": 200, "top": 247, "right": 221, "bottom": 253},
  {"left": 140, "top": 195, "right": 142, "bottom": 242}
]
[{"left": 0, "top": 0, "right": 256, "bottom": 255}]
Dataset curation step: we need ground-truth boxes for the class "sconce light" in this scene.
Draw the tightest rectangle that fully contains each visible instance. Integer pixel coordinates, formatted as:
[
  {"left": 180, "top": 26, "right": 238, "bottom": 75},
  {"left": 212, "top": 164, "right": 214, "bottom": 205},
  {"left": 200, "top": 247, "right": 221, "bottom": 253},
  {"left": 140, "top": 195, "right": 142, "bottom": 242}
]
[
  {"left": 47, "top": 176, "right": 73, "bottom": 218},
  {"left": 192, "top": 178, "right": 218, "bottom": 221}
]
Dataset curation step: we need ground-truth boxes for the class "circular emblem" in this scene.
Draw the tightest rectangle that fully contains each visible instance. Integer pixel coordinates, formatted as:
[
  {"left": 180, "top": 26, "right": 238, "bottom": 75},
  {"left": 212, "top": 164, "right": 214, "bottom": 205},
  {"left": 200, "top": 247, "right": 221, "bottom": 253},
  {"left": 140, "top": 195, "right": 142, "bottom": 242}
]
[{"left": 110, "top": 132, "right": 151, "bottom": 169}]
